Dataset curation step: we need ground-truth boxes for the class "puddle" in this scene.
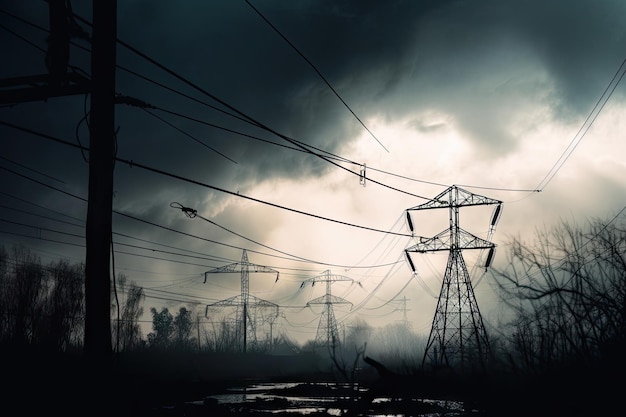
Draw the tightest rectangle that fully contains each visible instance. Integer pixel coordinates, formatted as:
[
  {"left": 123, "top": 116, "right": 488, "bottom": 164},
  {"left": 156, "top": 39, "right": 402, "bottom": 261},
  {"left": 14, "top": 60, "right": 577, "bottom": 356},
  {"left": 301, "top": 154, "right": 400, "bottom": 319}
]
[{"left": 201, "top": 381, "right": 466, "bottom": 416}]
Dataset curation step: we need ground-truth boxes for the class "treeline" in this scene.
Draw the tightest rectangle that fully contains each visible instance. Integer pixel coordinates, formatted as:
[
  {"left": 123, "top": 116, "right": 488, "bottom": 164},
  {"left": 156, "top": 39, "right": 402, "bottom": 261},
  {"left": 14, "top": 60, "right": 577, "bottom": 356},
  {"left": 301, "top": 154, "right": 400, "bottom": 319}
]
[
  {"left": 0, "top": 245, "right": 84, "bottom": 351},
  {"left": 1, "top": 212, "right": 625, "bottom": 379},
  {"left": 490, "top": 214, "right": 626, "bottom": 374},
  {"left": 0, "top": 244, "right": 302, "bottom": 355}
]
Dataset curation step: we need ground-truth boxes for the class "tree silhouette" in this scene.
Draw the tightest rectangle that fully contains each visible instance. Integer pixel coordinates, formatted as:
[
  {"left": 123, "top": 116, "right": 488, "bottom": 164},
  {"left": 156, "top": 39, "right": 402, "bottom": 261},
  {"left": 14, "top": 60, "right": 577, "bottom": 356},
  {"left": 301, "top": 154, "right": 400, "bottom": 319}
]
[
  {"left": 491, "top": 214, "right": 626, "bottom": 370},
  {"left": 148, "top": 307, "right": 173, "bottom": 349}
]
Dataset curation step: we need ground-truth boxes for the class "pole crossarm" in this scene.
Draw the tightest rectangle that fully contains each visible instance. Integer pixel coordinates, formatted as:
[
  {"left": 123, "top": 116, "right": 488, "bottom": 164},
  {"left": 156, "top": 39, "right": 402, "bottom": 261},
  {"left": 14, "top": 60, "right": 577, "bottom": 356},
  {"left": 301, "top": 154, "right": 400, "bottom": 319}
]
[
  {"left": 406, "top": 228, "right": 496, "bottom": 253},
  {"left": 0, "top": 72, "right": 91, "bottom": 104}
]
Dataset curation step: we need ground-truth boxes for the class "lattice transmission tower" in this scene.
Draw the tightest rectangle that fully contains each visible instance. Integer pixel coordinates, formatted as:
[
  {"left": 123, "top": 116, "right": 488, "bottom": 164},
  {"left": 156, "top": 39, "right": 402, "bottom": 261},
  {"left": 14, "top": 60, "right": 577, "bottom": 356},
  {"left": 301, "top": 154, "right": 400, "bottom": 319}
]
[
  {"left": 204, "top": 249, "right": 279, "bottom": 353},
  {"left": 405, "top": 185, "right": 502, "bottom": 371},
  {"left": 302, "top": 270, "right": 356, "bottom": 351},
  {"left": 395, "top": 296, "right": 412, "bottom": 330}
]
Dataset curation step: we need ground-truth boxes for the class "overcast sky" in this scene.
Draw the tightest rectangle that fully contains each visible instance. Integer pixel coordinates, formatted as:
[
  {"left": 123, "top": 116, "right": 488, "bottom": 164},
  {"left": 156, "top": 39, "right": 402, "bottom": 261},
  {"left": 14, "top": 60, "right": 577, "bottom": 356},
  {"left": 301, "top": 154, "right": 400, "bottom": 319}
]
[{"left": 1, "top": 0, "right": 625, "bottom": 345}]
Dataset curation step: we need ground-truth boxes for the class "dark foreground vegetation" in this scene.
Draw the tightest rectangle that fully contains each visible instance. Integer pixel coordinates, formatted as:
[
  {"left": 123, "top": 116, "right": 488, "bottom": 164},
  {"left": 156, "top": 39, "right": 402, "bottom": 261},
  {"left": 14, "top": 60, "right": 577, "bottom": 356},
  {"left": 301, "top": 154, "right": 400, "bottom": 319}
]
[
  {"left": 2, "top": 214, "right": 625, "bottom": 416},
  {"left": 3, "top": 345, "right": 623, "bottom": 416}
]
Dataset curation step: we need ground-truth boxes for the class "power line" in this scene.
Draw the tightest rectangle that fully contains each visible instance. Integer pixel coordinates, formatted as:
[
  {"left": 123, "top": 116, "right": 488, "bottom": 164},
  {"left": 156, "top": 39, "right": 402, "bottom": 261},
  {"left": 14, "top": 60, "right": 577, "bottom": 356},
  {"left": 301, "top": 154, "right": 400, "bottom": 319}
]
[
  {"left": 2, "top": 7, "right": 519, "bottom": 195},
  {"left": 0, "top": 120, "right": 415, "bottom": 237},
  {"left": 0, "top": 145, "right": 411, "bottom": 274},
  {"left": 535, "top": 57, "right": 626, "bottom": 191},
  {"left": 148, "top": 101, "right": 528, "bottom": 196},
  {"left": 3, "top": 6, "right": 600, "bottom": 198},
  {"left": 141, "top": 108, "right": 238, "bottom": 164},
  {"left": 243, "top": 0, "right": 388, "bottom": 153},
  {"left": 69, "top": 11, "right": 434, "bottom": 201},
  {"left": 169, "top": 202, "right": 401, "bottom": 269}
]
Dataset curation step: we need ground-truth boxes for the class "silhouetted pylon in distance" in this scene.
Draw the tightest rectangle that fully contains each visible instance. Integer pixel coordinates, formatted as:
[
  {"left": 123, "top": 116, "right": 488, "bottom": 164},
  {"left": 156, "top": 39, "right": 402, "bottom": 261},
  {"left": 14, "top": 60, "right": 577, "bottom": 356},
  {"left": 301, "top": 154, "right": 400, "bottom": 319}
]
[
  {"left": 302, "top": 270, "right": 358, "bottom": 351},
  {"left": 204, "top": 249, "right": 279, "bottom": 353},
  {"left": 405, "top": 185, "right": 502, "bottom": 371}
]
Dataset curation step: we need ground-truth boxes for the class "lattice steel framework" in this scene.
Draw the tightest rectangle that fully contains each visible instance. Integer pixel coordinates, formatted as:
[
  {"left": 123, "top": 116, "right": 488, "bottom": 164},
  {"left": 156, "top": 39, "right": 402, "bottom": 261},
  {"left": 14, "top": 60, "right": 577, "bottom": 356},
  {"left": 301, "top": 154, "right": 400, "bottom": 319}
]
[
  {"left": 204, "top": 249, "right": 279, "bottom": 353},
  {"left": 302, "top": 270, "right": 355, "bottom": 350},
  {"left": 405, "top": 185, "right": 502, "bottom": 371}
]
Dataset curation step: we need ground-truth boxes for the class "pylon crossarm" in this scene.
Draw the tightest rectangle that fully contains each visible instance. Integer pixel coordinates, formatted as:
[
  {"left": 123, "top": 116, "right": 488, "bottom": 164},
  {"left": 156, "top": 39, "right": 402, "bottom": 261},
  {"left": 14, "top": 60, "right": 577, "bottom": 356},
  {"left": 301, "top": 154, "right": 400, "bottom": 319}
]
[
  {"left": 203, "top": 263, "right": 240, "bottom": 282},
  {"left": 407, "top": 185, "right": 502, "bottom": 211},
  {"left": 307, "top": 294, "right": 351, "bottom": 306},
  {"left": 405, "top": 229, "right": 452, "bottom": 252},
  {"left": 301, "top": 269, "right": 353, "bottom": 285},
  {"left": 205, "top": 262, "right": 241, "bottom": 274},
  {"left": 457, "top": 229, "right": 497, "bottom": 250},
  {"left": 208, "top": 295, "right": 242, "bottom": 307},
  {"left": 204, "top": 262, "right": 279, "bottom": 276},
  {"left": 407, "top": 228, "right": 496, "bottom": 253},
  {"left": 248, "top": 295, "right": 279, "bottom": 309},
  {"left": 247, "top": 264, "right": 279, "bottom": 276},
  {"left": 203, "top": 261, "right": 278, "bottom": 283}
]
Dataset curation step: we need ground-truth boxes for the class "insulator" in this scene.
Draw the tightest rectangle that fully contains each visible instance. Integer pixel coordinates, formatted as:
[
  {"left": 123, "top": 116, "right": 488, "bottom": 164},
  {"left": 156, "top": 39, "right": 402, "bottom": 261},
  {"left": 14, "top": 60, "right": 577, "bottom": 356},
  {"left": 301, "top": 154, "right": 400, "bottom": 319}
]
[
  {"left": 406, "top": 211, "right": 414, "bottom": 232},
  {"left": 485, "top": 247, "right": 495, "bottom": 268},
  {"left": 405, "top": 251, "right": 416, "bottom": 272},
  {"left": 491, "top": 204, "right": 502, "bottom": 227}
]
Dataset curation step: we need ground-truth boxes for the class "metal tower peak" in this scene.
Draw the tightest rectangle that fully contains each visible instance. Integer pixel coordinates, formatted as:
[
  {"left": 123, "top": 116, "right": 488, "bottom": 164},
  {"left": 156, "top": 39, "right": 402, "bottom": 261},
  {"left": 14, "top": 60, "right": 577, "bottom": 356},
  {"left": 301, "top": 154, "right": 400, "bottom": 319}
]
[
  {"left": 405, "top": 186, "right": 502, "bottom": 371},
  {"left": 302, "top": 270, "right": 355, "bottom": 350},
  {"left": 407, "top": 185, "right": 502, "bottom": 212},
  {"left": 203, "top": 249, "right": 279, "bottom": 353}
]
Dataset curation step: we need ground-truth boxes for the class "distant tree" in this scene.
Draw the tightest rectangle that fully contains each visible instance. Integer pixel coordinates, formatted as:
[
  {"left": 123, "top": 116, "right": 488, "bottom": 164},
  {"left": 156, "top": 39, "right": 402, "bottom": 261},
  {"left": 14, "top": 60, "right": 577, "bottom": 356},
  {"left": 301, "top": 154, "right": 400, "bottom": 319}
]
[
  {"left": 207, "top": 315, "right": 238, "bottom": 353},
  {"left": 344, "top": 318, "right": 372, "bottom": 351},
  {"left": 0, "top": 245, "right": 10, "bottom": 340},
  {"left": 300, "top": 339, "right": 318, "bottom": 353},
  {"left": 112, "top": 274, "right": 144, "bottom": 352},
  {"left": 172, "top": 306, "right": 194, "bottom": 350},
  {"left": 0, "top": 244, "right": 6, "bottom": 278},
  {"left": 148, "top": 307, "right": 173, "bottom": 349},
  {"left": 0, "top": 244, "right": 85, "bottom": 351},
  {"left": 7, "top": 245, "right": 45, "bottom": 346},
  {"left": 367, "top": 323, "right": 425, "bottom": 373},
  {"left": 325, "top": 319, "right": 371, "bottom": 387},
  {"left": 38, "top": 258, "right": 84, "bottom": 350}
]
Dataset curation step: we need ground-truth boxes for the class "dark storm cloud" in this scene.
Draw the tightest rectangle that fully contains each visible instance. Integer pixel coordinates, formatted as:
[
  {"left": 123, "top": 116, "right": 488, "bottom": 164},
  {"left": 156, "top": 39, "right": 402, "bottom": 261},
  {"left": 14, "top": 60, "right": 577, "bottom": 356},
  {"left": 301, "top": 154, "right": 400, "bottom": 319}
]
[
  {"left": 2, "top": 0, "right": 625, "bottom": 240},
  {"left": 2, "top": 1, "right": 626, "bottom": 346},
  {"left": 373, "top": 0, "right": 626, "bottom": 155}
]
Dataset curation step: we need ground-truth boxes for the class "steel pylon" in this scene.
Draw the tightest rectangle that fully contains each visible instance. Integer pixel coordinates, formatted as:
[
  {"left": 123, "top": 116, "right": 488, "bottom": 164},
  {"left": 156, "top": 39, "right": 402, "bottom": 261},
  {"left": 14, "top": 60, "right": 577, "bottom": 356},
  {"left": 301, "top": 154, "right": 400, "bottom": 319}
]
[
  {"left": 302, "top": 270, "right": 356, "bottom": 350},
  {"left": 204, "top": 249, "right": 279, "bottom": 353},
  {"left": 405, "top": 185, "right": 502, "bottom": 371}
]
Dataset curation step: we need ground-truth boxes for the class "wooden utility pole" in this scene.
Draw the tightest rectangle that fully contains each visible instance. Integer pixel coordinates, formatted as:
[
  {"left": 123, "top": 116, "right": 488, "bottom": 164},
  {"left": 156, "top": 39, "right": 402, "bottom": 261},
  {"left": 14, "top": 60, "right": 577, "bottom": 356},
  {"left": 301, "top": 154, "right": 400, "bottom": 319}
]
[
  {"left": 0, "top": 2, "right": 116, "bottom": 359},
  {"left": 84, "top": 0, "right": 117, "bottom": 360}
]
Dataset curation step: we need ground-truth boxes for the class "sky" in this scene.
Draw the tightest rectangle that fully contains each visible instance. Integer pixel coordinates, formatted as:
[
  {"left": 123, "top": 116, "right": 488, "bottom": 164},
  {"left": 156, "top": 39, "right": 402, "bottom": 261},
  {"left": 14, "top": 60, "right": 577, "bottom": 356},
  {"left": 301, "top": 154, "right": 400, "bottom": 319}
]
[{"left": 1, "top": 0, "right": 625, "bottom": 347}]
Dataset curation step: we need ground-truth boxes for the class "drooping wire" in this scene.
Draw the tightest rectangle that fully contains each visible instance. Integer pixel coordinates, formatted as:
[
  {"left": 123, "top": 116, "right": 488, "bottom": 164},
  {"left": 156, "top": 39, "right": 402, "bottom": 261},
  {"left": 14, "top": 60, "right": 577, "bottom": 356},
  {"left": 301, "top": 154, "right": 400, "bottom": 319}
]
[
  {"left": 243, "top": 0, "right": 388, "bottom": 153},
  {"left": 3, "top": 6, "right": 524, "bottom": 196},
  {"left": 0, "top": 120, "right": 415, "bottom": 238},
  {"left": 169, "top": 202, "right": 403, "bottom": 269},
  {"left": 2, "top": 6, "right": 564, "bottom": 195},
  {"left": 69, "top": 11, "right": 435, "bottom": 202},
  {"left": 535, "top": 56, "right": 626, "bottom": 191},
  {"left": 141, "top": 108, "right": 238, "bottom": 164},
  {"left": 0, "top": 132, "right": 411, "bottom": 276}
]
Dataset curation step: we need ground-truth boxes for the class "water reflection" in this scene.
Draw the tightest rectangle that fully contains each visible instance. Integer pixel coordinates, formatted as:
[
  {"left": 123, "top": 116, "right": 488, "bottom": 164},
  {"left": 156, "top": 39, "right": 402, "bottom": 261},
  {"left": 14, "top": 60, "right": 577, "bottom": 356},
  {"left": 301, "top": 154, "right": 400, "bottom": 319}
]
[{"left": 204, "top": 381, "right": 465, "bottom": 416}]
